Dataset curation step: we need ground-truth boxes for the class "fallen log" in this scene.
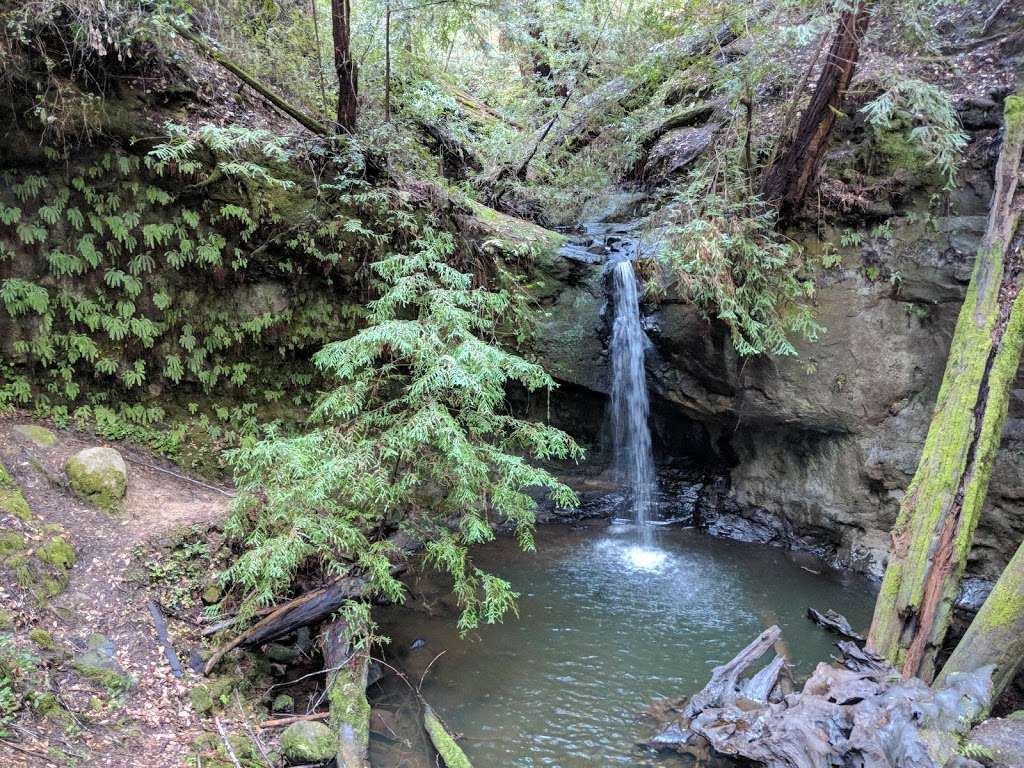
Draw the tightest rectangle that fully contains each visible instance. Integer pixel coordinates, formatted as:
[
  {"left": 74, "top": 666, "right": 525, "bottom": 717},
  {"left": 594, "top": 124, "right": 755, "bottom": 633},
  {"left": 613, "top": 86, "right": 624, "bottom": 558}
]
[
  {"left": 648, "top": 630, "right": 996, "bottom": 768},
  {"left": 203, "top": 575, "right": 369, "bottom": 675},
  {"left": 147, "top": 600, "right": 183, "bottom": 678},
  {"left": 171, "top": 20, "right": 331, "bottom": 137},
  {"left": 806, "top": 607, "right": 864, "bottom": 642},
  {"left": 322, "top": 617, "right": 370, "bottom": 768},
  {"left": 684, "top": 625, "right": 781, "bottom": 717},
  {"left": 936, "top": 529, "right": 1024, "bottom": 700},
  {"left": 424, "top": 705, "right": 472, "bottom": 768},
  {"left": 740, "top": 654, "right": 786, "bottom": 703},
  {"left": 260, "top": 712, "right": 330, "bottom": 728}
]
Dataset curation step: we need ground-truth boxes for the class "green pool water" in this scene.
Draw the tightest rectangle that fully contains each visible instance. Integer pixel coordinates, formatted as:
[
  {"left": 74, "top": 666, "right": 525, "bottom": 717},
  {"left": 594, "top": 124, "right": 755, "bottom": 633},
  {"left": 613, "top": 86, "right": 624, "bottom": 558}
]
[{"left": 376, "top": 522, "right": 877, "bottom": 767}]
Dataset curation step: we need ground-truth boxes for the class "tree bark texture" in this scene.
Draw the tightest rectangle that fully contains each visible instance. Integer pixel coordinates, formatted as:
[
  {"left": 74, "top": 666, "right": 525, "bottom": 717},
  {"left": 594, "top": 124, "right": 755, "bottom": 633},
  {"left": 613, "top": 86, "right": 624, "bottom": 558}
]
[
  {"left": 759, "top": 1, "right": 871, "bottom": 218},
  {"left": 936, "top": 514, "right": 1024, "bottom": 700},
  {"left": 867, "top": 93, "right": 1024, "bottom": 682},
  {"left": 331, "top": 0, "right": 358, "bottom": 132}
]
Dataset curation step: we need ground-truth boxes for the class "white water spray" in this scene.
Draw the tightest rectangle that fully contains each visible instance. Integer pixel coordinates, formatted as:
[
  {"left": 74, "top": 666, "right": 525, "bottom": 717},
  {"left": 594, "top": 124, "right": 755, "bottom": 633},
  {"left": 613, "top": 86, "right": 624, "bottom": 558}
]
[{"left": 609, "top": 259, "right": 658, "bottom": 547}]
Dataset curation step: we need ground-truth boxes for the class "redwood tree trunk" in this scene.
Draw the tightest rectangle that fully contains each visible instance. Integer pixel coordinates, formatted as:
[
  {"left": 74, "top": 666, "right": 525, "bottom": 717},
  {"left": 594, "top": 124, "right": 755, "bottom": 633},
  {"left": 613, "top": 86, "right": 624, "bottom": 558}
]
[
  {"left": 759, "top": 1, "right": 871, "bottom": 218},
  {"left": 867, "top": 93, "right": 1024, "bottom": 682},
  {"left": 331, "top": 0, "right": 358, "bottom": 132}
]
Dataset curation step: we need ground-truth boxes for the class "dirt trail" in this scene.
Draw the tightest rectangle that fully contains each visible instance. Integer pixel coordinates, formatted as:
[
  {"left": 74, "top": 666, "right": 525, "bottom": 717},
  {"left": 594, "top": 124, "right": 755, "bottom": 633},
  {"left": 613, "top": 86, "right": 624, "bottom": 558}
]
[{"left": 0, "top": 417, "right": 232, "bottom": 767}]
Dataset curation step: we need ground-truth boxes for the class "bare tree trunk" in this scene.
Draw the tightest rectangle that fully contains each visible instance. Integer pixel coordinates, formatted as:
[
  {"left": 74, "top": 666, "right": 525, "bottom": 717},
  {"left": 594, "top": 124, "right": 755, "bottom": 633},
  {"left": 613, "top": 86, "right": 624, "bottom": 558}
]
[
  {"left": 868, "top": 93, "right": 1024, "bottom": 681},
  {"left": 331, "top": 0, "right": 358, "bottom": 132},
  {"left": 936, "top": 532, "right": 1024, "bottom": 701},
  {"left": 759, "top": 1, "right": 871, "bottom": 218}
]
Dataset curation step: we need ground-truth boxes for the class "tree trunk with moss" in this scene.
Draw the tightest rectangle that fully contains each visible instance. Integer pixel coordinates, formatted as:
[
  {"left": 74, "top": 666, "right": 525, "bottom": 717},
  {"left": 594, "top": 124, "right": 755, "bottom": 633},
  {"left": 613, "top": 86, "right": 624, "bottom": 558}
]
[
  {"left": 424, "top": 705, "right": 473, "bottom": 768},
  {"left": 936, "top": 534, "right": 1024, "bottom": 700},
  {"left": 759, "top": 0, "right": 871, "bottom": 218},
  {"left": 322, "top": 616, "right": 370, "bottom": 767},
  {"left": 867, "top": 92, "right": 1024, "bottom": 682}
]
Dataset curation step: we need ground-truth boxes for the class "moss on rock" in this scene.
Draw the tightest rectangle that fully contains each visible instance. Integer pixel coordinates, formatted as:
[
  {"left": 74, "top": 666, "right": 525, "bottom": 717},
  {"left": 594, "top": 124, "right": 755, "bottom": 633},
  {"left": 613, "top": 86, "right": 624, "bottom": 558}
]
[
  {"left": 189, "top": 676, "right": 240, "bottom": 715},
  {"left": 28, "top": 628, "right": 54, "bottom": 650},
  {"left": 37, "top": 535, "right": 75, "bottom": 571},
  {"left": 0, "top": 465, "right": 32, "bottom": 522},
  {"left": 280, "top": 720, "right": 336, "bottom": 764},
  {"left": 12, "top": 424, "right": 57, "bottom": 448},
  {"left": 65, "top": 447, "right": 127, "bottom": 512}
]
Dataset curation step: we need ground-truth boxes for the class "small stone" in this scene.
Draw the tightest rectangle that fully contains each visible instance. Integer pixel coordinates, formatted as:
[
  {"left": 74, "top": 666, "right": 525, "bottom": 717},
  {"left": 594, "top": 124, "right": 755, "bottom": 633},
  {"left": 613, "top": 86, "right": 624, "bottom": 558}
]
[
  {"left": 65, "top": 447, "right": 127, "bottom": 512},
  {"left": 271, "top": 693, "right": 294, "bottom": 713},
  {"left": 12, "top": 424, "right": 57, "bottom": 448},
  {"left": 280, "top": 720, "right": 335, "bottom": 764},
  {"left": 201, "top": 582, "right": 222, "bottom": 605}
]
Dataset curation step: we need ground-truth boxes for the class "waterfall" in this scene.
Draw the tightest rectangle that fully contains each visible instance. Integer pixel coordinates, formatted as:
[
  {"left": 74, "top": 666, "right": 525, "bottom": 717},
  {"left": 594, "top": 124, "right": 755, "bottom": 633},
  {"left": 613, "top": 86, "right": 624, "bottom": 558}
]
[{"left": 609, "top": 259, "right": 657, "bottom": 545}]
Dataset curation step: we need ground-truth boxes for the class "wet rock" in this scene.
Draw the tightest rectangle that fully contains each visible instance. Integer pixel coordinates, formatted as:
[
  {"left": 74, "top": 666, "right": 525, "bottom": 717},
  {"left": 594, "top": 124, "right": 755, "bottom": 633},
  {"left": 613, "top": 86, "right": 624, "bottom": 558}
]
[
  {"left": 65, "top": 447, "right": 127, "bottom": 512},
  {"left": 280, "top": 720, "right": 335, "bottom": 764},
  {"left": 956, "top": 576, "right": 995, "bottom": 613}
]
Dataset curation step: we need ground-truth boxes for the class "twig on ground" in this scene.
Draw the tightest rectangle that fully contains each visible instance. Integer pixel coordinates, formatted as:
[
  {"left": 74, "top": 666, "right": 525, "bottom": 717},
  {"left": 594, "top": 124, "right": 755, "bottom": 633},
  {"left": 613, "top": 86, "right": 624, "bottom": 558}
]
[
  {"left": 123, "top": 455, "right": 235, "bottom": 497},
  {"left": 214, "top": 717, "right": 244, "bottom": 768},
  {"left": 259, "top": 712, "right": 331, "bottom": 728}
]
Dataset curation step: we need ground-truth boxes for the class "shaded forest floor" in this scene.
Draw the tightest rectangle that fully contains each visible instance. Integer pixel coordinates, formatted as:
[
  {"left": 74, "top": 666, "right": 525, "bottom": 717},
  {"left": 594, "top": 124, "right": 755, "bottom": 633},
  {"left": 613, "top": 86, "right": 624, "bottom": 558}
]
[{"left": 0, "top": 417, "right": 233, "bottom": 767}]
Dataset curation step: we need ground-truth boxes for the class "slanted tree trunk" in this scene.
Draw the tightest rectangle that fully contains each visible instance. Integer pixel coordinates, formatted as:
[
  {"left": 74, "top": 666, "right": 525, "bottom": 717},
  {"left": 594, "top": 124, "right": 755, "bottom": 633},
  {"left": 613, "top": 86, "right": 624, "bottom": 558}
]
[
  {"left": 868, "top": 93, "right": 1024, "bottom": 682},
  {"left": 936, "top": 532, "right": 1024, "bottom": 700},
  {"left": 322, "top": 616, "right": 371, "bottom": 767},
  {"left": 331, "top": 0, "right": 358, "bottom": 132},
  {"left": 759, "top": 1, "right": 871, "bottom": 218}
]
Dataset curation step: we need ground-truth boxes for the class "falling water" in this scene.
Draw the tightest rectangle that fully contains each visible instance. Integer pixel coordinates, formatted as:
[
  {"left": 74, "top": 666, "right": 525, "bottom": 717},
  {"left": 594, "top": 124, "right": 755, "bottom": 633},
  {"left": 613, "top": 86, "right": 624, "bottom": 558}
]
[{"left": 609, "top": 259, "right": 658, "bottom": 546}]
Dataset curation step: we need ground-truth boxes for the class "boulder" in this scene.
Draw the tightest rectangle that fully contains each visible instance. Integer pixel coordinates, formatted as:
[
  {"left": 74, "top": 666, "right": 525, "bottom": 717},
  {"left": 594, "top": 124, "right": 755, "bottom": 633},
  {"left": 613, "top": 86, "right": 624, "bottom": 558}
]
[
  {"left": 12, "top": 424, "right": 56, "bottom": 448},
  {"left": 642, "top": 123, "right": 720, "bottom": 181},
  {"left": 65, "top": 447, "right": 127, "bottom": 511},
  {"left": 280, "top": 720, "right": 335, "bottom": 764},
  {"left": 73, "top": 633, "right": 132, "bottom": 691}
]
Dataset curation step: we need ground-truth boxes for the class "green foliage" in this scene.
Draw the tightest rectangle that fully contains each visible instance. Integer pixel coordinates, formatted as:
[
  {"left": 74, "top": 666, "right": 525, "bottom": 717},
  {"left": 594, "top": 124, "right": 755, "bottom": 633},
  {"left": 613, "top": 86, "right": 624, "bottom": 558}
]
[
  {"left": 222, "top": 230, "right": 582, "bottom": 632},
  {"left": 861, "top": 77, "right": 968, "bottom": 188},
  {"left": 661, "top": 160, "right": 823, "bottom": 357},
  {"left": 0, "top": 125, "right": 376, "bottom": 418},
  {"left": 0, "top": 634, "right": 39, "bottom": 737}
]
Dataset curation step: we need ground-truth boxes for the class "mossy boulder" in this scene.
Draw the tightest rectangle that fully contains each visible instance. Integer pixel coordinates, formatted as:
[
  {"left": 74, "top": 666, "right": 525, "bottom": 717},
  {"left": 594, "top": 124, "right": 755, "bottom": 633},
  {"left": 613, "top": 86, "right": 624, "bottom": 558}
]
[
  {"left": 189, "top": 676, "right": 240, "bottom": 715},
  {"left": 0, "top": 464, "right": 32, "bottom": 522},
  {"left": 65, "top": 447, "right": 127, "bottom": 511},
  {"left": 280, "top": 720, "right": 335, "bottom": 764},
  {"left": 191, "top": 731, "right": 263, "bottom": 768},
  {"left": 37, "top": 535, "right": 75, "bottom": 571},
  {"left": 12, "top": 424, "right": 57, "bottom": 448},
  {"left": 73, "top": 633, "right": 132, "bottom": 692}
]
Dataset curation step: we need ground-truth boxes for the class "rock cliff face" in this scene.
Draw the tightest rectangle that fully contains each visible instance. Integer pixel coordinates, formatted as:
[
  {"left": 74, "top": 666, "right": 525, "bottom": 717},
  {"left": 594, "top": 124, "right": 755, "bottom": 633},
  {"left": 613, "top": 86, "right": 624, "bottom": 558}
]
[{"left": 530, "top": 94, "right": 1024, "bottom": 586}]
